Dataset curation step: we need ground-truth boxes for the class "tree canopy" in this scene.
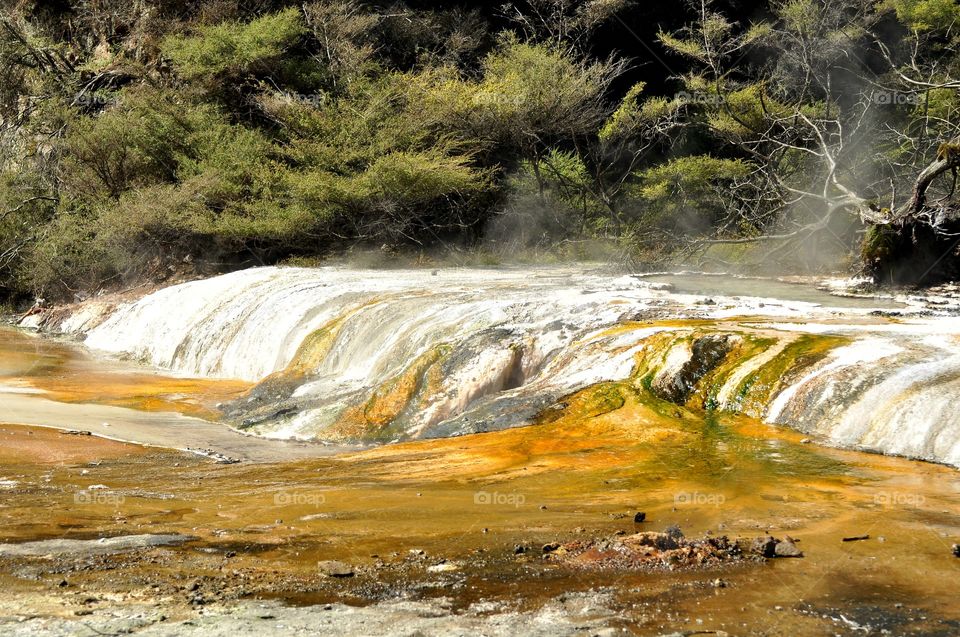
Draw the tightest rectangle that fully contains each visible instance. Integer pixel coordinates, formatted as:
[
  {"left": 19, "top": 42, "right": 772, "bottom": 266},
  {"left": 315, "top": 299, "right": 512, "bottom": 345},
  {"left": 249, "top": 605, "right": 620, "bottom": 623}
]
[{"left": 0, "top": 0, "right": 958, "bottom": 302}]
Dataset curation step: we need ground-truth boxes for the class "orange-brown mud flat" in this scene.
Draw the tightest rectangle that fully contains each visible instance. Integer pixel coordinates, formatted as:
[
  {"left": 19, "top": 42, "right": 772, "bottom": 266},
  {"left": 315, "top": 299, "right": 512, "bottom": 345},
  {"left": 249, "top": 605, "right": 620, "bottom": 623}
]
[{"left": 1, "top": 327, "right": 960, "bottom": 635}]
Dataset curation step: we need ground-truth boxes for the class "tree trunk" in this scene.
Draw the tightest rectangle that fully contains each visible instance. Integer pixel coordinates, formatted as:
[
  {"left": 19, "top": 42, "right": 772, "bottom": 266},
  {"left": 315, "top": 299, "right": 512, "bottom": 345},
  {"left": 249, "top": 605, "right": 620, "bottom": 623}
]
[{"left": 863, "top": 142, "right": 960, "bottom": 285}]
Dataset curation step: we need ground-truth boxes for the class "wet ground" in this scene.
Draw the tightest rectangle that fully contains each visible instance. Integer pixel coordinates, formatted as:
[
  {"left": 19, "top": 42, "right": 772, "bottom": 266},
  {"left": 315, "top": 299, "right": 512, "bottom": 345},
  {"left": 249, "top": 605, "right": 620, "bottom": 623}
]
[
  {"left": 1, "top": 325, "right": 960, "bottom": 635},
  {"left": 0, "top": 329, "right": 354, "bottom": 462}
]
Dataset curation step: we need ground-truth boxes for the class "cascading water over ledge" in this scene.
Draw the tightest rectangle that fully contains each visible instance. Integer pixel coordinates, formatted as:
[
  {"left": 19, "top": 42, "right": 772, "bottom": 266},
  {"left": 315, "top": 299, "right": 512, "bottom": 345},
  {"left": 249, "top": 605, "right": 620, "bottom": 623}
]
[{"left": 36, "top": 266, "right": 960, "bottom": 466}]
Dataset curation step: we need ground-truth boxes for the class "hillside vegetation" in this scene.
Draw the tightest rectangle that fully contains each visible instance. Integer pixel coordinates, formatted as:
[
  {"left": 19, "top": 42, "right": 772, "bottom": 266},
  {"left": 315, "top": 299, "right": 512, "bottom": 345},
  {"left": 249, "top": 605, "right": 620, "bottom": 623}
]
[{"left": 1, "top": 0, "right": 958, "bottom": 302}]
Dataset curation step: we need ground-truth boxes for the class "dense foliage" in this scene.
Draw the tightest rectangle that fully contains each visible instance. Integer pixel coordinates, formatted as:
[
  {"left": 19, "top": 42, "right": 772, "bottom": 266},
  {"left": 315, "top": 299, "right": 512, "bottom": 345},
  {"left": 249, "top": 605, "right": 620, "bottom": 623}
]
[{"left": 0, "top": 1, "right": 958, "bottom": 301}]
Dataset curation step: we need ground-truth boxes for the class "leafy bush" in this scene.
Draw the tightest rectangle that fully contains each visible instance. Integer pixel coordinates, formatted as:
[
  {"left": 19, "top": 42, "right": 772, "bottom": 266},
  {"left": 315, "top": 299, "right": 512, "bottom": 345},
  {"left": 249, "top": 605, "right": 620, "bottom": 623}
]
[
  {"left": 881, "top": 0, "right": 960, "bottom": 31},
  {"left": 632, "top": 156, "right": 752, "bottom": 230},
  {"left": 161, "top": 8, "right": 306, "bottom": 79}
]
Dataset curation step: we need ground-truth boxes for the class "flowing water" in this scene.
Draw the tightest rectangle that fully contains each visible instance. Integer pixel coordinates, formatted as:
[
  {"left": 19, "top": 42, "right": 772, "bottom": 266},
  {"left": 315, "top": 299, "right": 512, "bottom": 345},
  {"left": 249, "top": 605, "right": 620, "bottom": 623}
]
[
  {"left": 34, "top": 265, "right": 960, "bottom": 466},
  {"left": 4, "top": 267, "right": 960, "bottom": 635}
]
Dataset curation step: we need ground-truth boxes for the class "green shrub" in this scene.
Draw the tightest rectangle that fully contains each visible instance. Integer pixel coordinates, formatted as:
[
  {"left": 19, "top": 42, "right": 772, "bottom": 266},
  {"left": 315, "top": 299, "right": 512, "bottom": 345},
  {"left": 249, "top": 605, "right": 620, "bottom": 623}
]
[
  {"left": 880, "top": 0, "right": 960, "bottom": 31},
  {"left": 161, "top": 8, "right": 306, "bottom": 79}
]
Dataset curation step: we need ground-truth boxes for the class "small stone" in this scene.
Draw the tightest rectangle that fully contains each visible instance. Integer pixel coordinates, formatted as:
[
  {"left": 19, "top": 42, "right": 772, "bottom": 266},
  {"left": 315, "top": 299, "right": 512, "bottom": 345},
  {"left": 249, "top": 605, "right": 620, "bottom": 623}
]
[
  {"left": 542, "top": 542, "right": 561, "bottom": 554},
  {"left": 318, "top": 560, "right": 354, "bottom": 578},
  {"left": 427, "top": 562, "right": 459, "bottom": 573},
  {"left": 774, "top": 537, "right": 804, "bottom": 558},
  {"left": 513, "top": 544, "right": 527, "bottom": 555},
  {"left": 634, "top": 512, "right": 647, "bottom": 523},
  {"left": 630, "top": 531, "right": 680, "bottom": 550},
  {"left": 800, "top": 438, "right": 811, "bottom": 444},
  {"left": 664, "top": 525, "right": 684, "bottom": 540},
  {"left": 952, "top": 544, "right": 960, "bottom": 558}
]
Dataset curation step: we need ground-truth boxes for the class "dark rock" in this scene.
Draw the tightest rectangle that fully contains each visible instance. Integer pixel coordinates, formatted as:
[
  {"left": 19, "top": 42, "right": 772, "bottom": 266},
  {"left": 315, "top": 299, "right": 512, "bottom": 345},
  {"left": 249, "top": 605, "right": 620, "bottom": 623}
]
[
  {"left": 542, "top": 543, "right": 561, "bottom": 554},
  {"left": 664, "top": 525, "right": 684, "bottom": 540},
  {"left": 631, "top": 532, "right": 681, "bottom": 551},
  {"left": 952, "top": 544, "right": 960, "bottom": 557},
  {"left": 750, "top": 536, "right": 777, "bottom": 558},
  {"left": 633, "top": 512, "right": 646, "bottom": 523},
  {"left": 652, "top": 334, "right": 739, "bottom": 403},
  {"left": 513, "top": 544, "right": 527, "bottom": 555}
]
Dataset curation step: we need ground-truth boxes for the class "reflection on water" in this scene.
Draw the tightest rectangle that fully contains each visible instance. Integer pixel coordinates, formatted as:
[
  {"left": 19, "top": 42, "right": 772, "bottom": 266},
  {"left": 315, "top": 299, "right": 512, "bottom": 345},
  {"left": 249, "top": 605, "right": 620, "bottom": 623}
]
[{"left": 0, "top": 327, "right": 249, "bottom": 419}]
